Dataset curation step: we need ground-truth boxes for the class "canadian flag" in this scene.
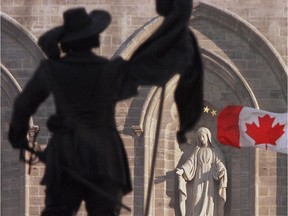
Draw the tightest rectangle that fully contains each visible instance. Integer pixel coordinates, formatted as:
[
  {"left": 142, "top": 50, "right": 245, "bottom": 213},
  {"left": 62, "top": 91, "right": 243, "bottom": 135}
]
[{"left": 217, "top": 106, "right": 287, "bottom": 154}]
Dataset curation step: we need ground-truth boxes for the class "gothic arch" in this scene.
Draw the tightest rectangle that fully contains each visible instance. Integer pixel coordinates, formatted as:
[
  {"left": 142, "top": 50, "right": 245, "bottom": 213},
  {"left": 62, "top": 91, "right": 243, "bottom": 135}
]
[
  {"left": 115, "top": 2, "right": 286, "bottom": 215},
  {"left": 1, "top": 65, "right": 22, "bottom": 104},
  {"left": 1, "top": 12, "right": 45, "bottom": 62},
  {"left": 201, "top": 49, "right": 259, "bottom": 108},
  {"left": 1, "top": 13, "right": 45, "bottom": 216},
  {"left": 192, "top": 3, "right": 287, "bottom": 104},
  {"left": 1, "top": 65, "right": 27, "bottom": 216}
]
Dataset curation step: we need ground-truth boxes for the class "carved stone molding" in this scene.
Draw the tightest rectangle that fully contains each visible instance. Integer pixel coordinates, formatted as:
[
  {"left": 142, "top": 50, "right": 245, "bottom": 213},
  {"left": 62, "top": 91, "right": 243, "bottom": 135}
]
[{"left": 132, "top": 125, "right": 144, "bottom": 138}]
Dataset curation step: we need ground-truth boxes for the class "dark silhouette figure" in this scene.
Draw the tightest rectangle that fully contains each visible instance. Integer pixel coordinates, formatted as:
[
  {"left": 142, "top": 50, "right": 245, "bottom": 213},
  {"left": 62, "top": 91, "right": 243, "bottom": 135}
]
[{"left": 8, "top": 0, "right": 203, "bottom": 215}]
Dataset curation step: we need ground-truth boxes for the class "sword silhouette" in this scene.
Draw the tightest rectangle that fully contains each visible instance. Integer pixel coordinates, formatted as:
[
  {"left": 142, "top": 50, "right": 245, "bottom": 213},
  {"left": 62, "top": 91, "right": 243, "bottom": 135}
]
[{"left": 22, "top": 143, "right": 131, "bottom": 212}]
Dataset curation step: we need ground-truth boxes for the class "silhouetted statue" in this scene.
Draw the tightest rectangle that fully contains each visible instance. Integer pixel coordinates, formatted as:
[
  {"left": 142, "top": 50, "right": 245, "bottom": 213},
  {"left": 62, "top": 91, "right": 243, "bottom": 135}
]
[
  {"left": 8, "top": 0, "right": 203, "bottom": 215},
  {"left": 176, "top": 127, "right": 227, "bottom": 216}
]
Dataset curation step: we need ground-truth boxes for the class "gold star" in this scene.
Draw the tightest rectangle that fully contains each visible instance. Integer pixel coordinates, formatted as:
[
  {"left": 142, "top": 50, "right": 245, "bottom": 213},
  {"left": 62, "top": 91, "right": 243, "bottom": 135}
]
[
  {"left": 211, "top": 110, "right": 217, "bottom": 117},
  {"left": 203, "top": 106, "right": 210, "bottom": 113}
]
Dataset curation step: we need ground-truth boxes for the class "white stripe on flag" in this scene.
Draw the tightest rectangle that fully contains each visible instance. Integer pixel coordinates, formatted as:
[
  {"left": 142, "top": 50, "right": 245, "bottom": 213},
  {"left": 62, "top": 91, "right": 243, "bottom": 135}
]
[{"left": 239, "top": 107, "right": 287, "bottom": 153}]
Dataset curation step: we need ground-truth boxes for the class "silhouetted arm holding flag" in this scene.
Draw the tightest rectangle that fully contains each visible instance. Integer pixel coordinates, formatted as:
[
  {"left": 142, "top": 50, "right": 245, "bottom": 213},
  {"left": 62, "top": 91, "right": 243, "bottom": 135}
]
[{"left": 117, "top": 0, "right": 203, "bottom": 143}]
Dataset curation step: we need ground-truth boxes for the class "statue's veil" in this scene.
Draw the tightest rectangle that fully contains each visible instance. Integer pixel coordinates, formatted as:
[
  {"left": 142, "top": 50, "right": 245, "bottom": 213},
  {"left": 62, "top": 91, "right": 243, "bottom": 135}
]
[{"left": 197, "top": 127, "right": 217, "bottom": 147}]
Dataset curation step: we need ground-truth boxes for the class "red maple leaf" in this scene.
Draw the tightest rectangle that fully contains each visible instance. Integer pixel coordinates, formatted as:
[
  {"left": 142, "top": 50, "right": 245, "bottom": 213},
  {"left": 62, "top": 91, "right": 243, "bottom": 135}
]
[{"left": 245, "top": 114, "right": 285, "bottom": 149}]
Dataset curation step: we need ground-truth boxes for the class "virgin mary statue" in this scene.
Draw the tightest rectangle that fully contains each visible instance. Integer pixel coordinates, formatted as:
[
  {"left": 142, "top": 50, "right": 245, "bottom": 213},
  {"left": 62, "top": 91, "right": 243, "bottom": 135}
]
[{"left": 176, "top": 127, "right": 227, "bottom": 216}]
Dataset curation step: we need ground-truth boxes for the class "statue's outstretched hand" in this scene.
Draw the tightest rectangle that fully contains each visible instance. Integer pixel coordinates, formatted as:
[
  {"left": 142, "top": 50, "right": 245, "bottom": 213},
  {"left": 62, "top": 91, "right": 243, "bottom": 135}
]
[
  {"left": 176, "top": 168, "right": 184, "bottom": 176},
  {"left": 218, "top": 170, "right": 225, "bottom": 179}
]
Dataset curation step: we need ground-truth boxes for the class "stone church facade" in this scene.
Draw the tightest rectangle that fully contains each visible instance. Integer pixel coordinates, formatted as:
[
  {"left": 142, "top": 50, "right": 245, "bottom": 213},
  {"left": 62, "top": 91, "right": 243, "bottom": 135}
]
[{"left": 1, "top": 0, "right": 287, "bottom": 216}]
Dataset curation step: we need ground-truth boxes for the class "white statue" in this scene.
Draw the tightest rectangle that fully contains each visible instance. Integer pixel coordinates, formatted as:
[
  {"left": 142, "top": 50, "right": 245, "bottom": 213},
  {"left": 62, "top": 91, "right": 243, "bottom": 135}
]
[{"left": 176, "top": 127, "right": 227, "bottom": 216}]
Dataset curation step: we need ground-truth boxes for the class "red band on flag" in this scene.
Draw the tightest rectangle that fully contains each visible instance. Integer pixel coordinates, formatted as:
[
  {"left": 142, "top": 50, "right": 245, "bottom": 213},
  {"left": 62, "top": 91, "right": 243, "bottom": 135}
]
[{"left": 217, "top": 106, "right": 243, "bottom": 148}]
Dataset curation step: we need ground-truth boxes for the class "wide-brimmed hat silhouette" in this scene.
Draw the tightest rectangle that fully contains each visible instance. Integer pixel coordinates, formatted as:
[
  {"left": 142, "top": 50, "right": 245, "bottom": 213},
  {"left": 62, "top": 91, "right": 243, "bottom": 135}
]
[{"left": 40, "top": 7, "right": 111, "bottom": 44}]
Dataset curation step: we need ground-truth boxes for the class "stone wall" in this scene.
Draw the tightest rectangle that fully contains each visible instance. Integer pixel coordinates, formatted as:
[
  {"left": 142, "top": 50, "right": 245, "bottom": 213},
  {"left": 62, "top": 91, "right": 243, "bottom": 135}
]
[
  {"left": 1, "top": 0, "right": 287, "bottom": 216},
  {"left": 1, "top": 0, "right": 157, "bottom": 57},
  {"left": 200, "top": 0, "right": 287, "bottom": 64}
]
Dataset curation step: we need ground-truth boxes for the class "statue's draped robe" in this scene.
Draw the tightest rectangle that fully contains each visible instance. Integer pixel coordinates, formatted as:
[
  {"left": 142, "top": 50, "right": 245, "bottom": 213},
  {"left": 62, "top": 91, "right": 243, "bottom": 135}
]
[{"left": 180, "top": 146, "right": 227, "bottom": 216}]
